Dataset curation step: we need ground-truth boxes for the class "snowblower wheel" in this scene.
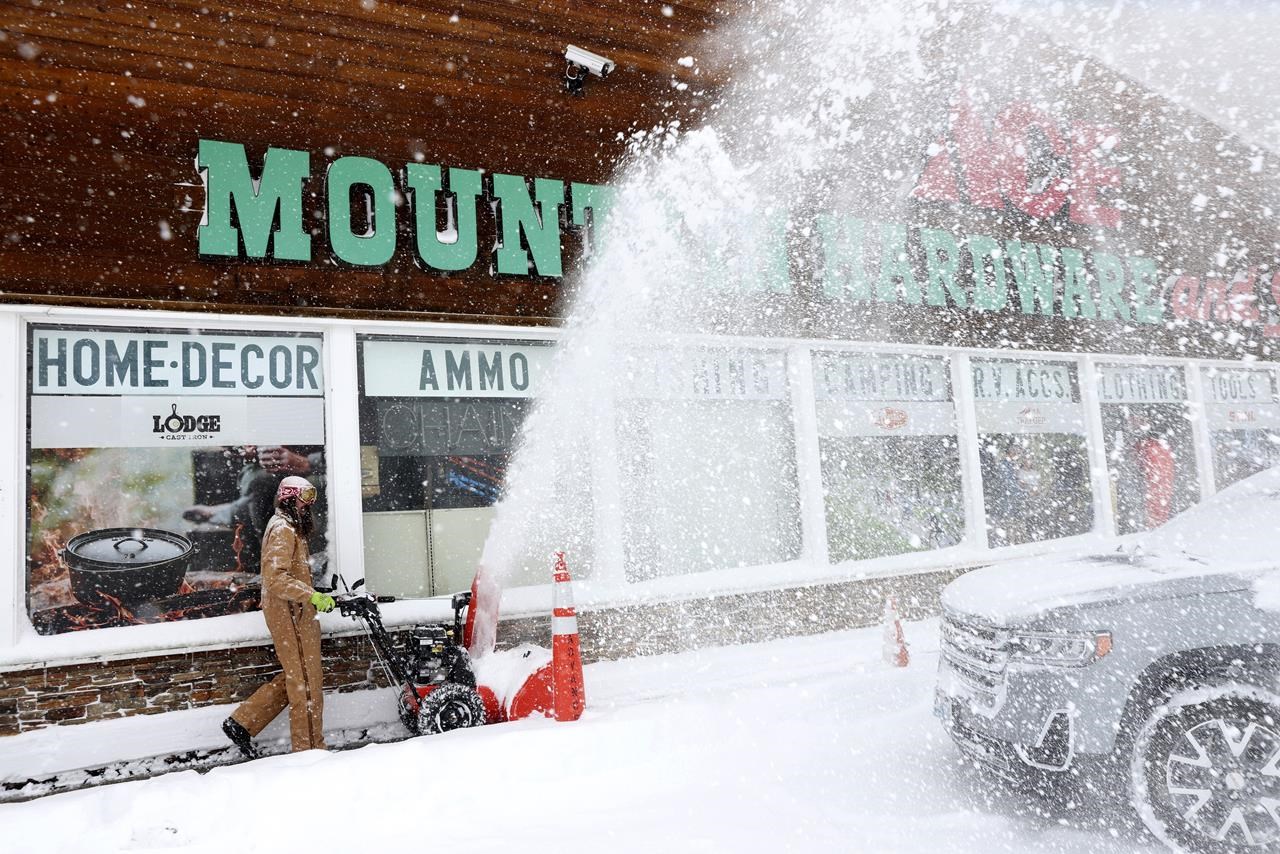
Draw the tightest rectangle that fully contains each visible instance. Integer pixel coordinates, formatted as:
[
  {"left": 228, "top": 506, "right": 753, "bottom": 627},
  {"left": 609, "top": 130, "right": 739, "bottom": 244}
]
[
  {"left": 397, "top": 688, "right": 421, "bottom": 736},
  {"left": 417, "top": 683, "right": 488, "bottom": 735}
]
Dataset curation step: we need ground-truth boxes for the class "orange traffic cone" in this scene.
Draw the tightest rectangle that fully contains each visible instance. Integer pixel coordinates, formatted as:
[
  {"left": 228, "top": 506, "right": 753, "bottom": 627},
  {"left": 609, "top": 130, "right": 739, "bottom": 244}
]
[
  {"left": 551, "top": 552, "right": 586, "bottom": 722},
  {"left": 882, "top": 596, "right": 910, "bottom": 667}
]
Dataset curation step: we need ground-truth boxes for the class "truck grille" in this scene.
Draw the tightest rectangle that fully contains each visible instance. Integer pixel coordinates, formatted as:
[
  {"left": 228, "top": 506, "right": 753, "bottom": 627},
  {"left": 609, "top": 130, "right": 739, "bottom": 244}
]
[{"left": 940, "top": 610, "right": 1009, "bottom": 710}]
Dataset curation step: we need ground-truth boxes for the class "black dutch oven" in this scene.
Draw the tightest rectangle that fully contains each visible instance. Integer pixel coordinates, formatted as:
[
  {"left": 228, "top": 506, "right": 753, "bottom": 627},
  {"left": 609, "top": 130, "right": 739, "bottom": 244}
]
[{"left": 63, "top": 528, "right": 193, "bottom": 606}]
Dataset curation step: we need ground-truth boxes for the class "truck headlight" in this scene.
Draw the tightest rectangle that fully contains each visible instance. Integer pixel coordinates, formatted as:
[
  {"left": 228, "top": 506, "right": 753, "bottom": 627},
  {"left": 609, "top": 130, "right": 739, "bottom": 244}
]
[{"left": 1008, "top": 630, "right": 1112, "bottom": 667}]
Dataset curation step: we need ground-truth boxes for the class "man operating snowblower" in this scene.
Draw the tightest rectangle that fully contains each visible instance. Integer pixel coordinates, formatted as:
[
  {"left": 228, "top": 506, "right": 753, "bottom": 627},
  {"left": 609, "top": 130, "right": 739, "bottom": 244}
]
[{"left": 221, "top": 476, "right": 334, "bottom": 758}]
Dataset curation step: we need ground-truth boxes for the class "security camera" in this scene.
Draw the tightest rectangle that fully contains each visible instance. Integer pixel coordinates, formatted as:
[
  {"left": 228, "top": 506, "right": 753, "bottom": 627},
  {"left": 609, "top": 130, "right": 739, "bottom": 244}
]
[{"left": 565, "top": 44, "right": 615, "bottom": 78}]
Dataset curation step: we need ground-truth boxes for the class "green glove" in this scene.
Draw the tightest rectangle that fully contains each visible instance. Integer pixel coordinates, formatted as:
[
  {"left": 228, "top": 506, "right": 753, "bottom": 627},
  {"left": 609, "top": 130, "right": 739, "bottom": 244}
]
[{"left": 310, "top": 592, "right": 335, "bottom": 613}]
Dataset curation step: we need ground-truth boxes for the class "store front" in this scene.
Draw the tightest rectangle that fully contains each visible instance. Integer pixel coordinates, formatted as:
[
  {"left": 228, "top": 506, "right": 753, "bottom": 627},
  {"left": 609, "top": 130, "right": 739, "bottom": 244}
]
[
  {"left": 4, "top": 320, "right": 1280, "bottom": 737},
  {"left": 1, "top": 0, "right": 1278, "bottom": 752},
  {"left": 6, "top": 311, "right": 1274, "bottom": 649}
]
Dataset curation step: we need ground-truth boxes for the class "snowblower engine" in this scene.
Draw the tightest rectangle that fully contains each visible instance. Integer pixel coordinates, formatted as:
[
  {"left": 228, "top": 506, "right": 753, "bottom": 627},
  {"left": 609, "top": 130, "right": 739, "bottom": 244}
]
[{"left": 402, "top": 623, "right": 474, "bottom": 687}]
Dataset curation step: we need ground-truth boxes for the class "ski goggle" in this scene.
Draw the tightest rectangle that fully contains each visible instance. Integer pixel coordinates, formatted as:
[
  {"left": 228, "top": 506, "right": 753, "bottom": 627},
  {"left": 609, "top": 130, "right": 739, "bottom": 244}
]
[{"left": 278, "top": 481, "right": 318, "bottom": 505}]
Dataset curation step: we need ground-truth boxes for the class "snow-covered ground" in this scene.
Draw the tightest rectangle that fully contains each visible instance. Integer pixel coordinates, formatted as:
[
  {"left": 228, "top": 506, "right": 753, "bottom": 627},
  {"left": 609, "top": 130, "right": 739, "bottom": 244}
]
[{"left": 0, "top": 622, "right": 1159, "bottom": 853}]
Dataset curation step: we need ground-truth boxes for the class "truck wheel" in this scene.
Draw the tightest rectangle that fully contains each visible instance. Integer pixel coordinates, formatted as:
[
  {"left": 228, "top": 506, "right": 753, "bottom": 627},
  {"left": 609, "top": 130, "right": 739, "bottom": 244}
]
[
  {"left": 1130, "top": 683, "right": 1280, "bottom": 852},
  {"left": 417, "top": 683, "right": 488, "bottom": 735}
]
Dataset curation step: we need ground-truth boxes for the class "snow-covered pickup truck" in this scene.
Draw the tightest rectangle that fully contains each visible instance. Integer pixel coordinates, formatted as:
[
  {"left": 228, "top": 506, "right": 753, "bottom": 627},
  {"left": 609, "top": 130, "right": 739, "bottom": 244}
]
[{"left": 935, "top": 466, "right": 1280, "bottom": 853}]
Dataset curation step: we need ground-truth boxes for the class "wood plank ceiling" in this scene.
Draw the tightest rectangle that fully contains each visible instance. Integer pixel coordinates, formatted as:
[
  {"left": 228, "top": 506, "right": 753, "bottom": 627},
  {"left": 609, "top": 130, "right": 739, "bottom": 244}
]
[{"left": 0, "top": 0, "right": 735, "bottom": 321}]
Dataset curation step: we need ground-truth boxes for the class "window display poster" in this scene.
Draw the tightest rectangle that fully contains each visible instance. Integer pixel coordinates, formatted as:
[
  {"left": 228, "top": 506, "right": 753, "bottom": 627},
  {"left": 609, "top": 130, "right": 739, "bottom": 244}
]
[
  {"left": 811, "top": 353, "right": 962, "bottom": 558},
  {"left": 356, "top": 335, "right": 542, "bottom": 513},
  {"left": 26, "top": 326, "right": 327, "bottom": 635}
]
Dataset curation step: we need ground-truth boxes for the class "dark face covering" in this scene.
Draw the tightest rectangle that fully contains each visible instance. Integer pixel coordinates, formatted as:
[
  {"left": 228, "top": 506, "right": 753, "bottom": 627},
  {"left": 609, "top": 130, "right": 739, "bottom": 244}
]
[{"left": 277, "top": 497, "right": 314, "bottom": 538}]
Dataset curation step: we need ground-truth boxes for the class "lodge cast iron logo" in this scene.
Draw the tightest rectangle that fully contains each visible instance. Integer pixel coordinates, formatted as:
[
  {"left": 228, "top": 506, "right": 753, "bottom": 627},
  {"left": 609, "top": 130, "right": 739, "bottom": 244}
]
[{"left": 152, "top": 403, "right": 222, "bottom": 441}]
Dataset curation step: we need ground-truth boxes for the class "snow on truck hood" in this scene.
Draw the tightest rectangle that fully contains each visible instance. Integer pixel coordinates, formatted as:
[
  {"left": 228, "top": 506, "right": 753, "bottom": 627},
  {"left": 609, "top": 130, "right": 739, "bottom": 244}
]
[
  {"left": 941, "top": 547, "right": 1253, "bottom": 626},
  {"left": 943, "top": 465, "right": 1280, "bottom": 627}
]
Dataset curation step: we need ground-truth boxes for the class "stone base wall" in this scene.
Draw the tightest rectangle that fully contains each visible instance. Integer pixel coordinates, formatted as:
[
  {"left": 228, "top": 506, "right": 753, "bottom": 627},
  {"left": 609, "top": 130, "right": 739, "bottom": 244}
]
[
  {"left": 0, "top": 567, "right": 971, "bottom": 737},
  {"left": 500, "top": 568, "right": 967, "bottom": 657},
  {"left": 0, "top": 632, "right": 393, "bottom": 737}
]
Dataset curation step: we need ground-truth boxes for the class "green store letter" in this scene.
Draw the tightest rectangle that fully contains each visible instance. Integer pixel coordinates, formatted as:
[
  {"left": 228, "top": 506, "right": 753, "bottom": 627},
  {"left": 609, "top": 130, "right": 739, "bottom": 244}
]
[
  {"left": 493, "top": 174, "right": 565, "bottom": 277},
  {"left": 407, "top": 164, "right": 482, "bottom": 272},
  {"left": 328, "top": 156, "right": 397, "bottom": 266},
  {"left": 197, "top": 139, "right": 311, "bottom": 261}
]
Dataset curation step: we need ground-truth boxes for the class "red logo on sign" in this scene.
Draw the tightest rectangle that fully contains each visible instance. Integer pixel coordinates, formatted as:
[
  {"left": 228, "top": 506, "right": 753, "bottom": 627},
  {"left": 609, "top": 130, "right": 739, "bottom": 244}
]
[
  {"left": 911, "top": 91, "right": 1122, "bottom": 229},
  {"left": 1018, "top": 407, "right": 1046, "bottom": 426},
  {"left": 1228, "top": 409, "right": 1258, "bottom": 424},
  {"left": 872, "top": 407, "right": 909, "bottom": 430}
]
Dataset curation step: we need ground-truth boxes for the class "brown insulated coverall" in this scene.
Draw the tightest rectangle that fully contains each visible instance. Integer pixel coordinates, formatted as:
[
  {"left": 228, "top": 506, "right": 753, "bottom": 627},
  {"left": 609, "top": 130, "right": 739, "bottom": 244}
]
[{"left": 230, "top": 513, "right": 326, "bottom": 751}]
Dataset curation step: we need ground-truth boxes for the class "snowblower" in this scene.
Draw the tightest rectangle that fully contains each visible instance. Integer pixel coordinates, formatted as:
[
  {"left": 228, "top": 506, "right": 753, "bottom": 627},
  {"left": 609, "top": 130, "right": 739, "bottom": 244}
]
[
  {"left": 325, "top": 575, "right": 493, "bottom": 735},
  {"left": 325, "top": 551, "right": 584, "bottom": 737}
]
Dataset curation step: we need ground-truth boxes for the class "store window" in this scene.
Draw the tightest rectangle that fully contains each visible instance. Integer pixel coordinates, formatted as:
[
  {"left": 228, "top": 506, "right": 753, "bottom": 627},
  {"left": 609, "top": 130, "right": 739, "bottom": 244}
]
[
  {"left": 26, "top": 324, "right": 327, "bottom": 635},
  {"left": 812, "top": 351, "right": 963, "bottom": 561},
  {"left": 1201, "top": 366, "right": 1280, "bottom": 490},
  {"left": 972, "top": 359, "right": 1094, "bottom": 548},
  {"left": 616, "top": 346, "right": 802, "bottom": 581},
  {"left": 357, "top": 336, "right": 558, "bottom": 597},
  {"left": 1096, "top": 363, "right": 1199, "bottom": 533}
]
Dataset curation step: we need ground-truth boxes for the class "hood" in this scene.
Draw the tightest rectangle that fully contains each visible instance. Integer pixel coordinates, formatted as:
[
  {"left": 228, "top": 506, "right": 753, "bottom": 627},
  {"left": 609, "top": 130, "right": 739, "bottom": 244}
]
[{"left": 942, "top": 547, "right": 1260, "bottom": 627}]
